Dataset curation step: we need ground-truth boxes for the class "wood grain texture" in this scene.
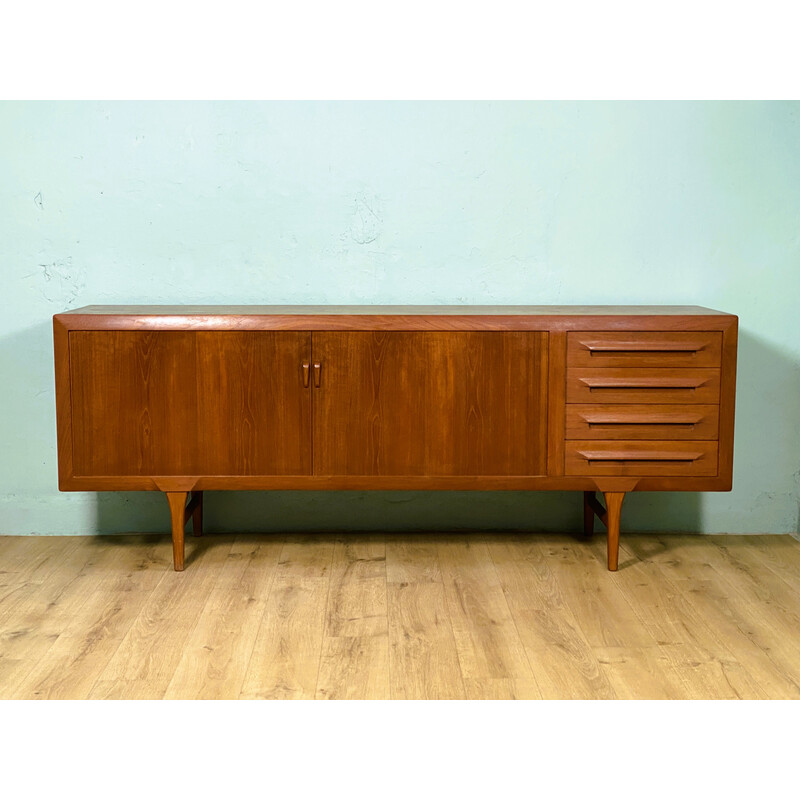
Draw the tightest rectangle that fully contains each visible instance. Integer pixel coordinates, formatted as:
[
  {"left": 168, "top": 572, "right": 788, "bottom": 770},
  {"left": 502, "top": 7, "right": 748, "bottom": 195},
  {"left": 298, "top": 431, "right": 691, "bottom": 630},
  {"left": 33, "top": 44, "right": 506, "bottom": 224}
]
[
  {"left": 316, "top": 535, "right": 389, "bottom": 699},
  {"left": 566, "top": 367, "right": 721, "bottom": 404},
  {"left": 195, "top": 331, "right": 312, "bottom": 475},
  {"left": 57, "top": 473, "right": 736, "bottom": 492},
  {"left": 55, "top": 306, "right": 737, "bottom": 335},
  {"left": 164, "top": 536, "right": 283, "bottom": 700},
  {"left": 617, "top": 535, "right": 800, "bottom": 699},
  {"left": 386, "top": 535, "right": 466, "bottom": 699},
  {"left": 437, "top": 536, "right": 536, "bottom": 685},
  {"left": 546, "top": 330, "right": 566, "bottom": 476},
  {"left": 313, "top": 331, "right": 548, "bottom": 477},
  {"left": 8, "top": 537, "right": 169, "bottom": 700},
  {"left": 86, "top": 537, "right": 233, "bottom": 699},
  {"left": 69, "top": 330, "right": 311, "bottom": 478},
  {"left": 2, "top": 532, "right": 800, "bottom": 699},
  {"left": 567, "top": 331, "right": 722, "bottom": 369},
  {"left": 485, "top": 535, "right": 610, "bottom": 699},
  {"left": 239, "top": 536, "right": 335, "bottom": 700},
  {"left": 566, "top": 404, "right": 719, "bottom": 440},
  {"left": 70, "top": 331, "right": 199, "bottom": 476},
  {"left": 53, "top": 318, "right": 74, "bottom": 490},
  {"left": 717, "top": 317, "right": 738, "bottom": 487},
  {"left": 566, "top": 440, "right": 719, "bottom": 478}
]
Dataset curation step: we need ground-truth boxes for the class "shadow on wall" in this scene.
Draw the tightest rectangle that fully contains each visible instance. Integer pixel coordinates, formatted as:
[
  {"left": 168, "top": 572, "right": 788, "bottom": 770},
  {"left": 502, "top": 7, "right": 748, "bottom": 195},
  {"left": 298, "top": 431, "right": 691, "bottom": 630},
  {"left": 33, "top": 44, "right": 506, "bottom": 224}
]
[
  {"left": 7, "top": 320, "right": 788, "bottom": 538},
  {"left": 623, "top": 327, "right": 800, "bottom": 534}
]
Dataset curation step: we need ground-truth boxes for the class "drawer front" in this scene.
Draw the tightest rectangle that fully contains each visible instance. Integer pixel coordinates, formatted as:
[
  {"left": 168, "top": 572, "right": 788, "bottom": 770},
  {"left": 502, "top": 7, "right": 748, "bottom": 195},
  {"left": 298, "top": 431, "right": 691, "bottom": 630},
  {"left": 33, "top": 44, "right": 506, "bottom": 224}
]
[
  {"left": 567, "top": 331, "right": 722, "bottom": 369},
  {"left": 566, "top": 404, "right": 719, "bottom": 440},
  {"left": 565, "top": 440, "right": 718, "bottom": 477},
  {"left": 566, "top": 368, "right": 720, "bottom": 404}
]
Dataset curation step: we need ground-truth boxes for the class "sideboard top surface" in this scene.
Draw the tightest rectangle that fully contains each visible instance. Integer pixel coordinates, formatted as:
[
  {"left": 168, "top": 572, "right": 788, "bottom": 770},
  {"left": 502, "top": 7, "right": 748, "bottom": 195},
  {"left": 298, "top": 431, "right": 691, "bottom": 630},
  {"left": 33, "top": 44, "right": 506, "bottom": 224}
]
[
  {"left": 60, "top": 304, "right": 733, "bottom": 316},
  {"left": 55, "top": 305, "right": 737, "bottom": 332}
]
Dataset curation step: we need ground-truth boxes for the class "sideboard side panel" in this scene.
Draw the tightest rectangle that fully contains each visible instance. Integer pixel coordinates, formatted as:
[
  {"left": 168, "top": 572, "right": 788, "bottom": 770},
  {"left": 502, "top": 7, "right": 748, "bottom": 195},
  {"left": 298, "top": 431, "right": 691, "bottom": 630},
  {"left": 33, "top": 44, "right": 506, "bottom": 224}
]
[
  {"left": 54, "top": 317, "right": 74, "bottom": 489},
  {"left": 717, "top": 317, "right": 738, "bottom": 488}
]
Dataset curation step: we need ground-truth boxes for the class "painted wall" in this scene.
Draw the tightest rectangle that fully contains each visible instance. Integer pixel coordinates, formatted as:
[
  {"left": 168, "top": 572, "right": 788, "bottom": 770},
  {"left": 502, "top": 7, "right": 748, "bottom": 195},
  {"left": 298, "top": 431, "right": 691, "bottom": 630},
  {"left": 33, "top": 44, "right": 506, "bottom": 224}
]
[{"left": 1, "top": 101, "right": 798, "bottom": 536}]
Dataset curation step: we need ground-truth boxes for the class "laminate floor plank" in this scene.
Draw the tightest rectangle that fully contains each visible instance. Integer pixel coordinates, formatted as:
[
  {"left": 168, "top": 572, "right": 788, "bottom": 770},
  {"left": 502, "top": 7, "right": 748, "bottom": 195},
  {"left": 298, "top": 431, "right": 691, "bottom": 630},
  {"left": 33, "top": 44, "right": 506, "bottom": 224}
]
[
  {"left": 386, "top": 536, "right": 465, "bottom": 700},
  {"left": 619, "top": 535, "right": 800, "bottom": 699},
  {"left": 316, "top": 635, "right": 390, "bottom": 700},
  {"left": 324, "top": 534, "right": 387, "bottom": 639},
  {"left": 595, "top": 536, "right": 770, "bottom": 700},
  {"left": 8, "top": 536, "right": 169, "bottom": 699},
  {"left": 315, "top": 535, "right": 389, "bottom": 699},
  {"left": 438, "top": 536, "right": 538, "bottom": 691},
  {"left": 86, "top": 536, "right": 235, "bottom": 699},
  {"left": 462, "top": 678, "right": 542, "bottom": 700},
  {"left": 0, "top": 537, "right": 87, "bottom": 622},
  {"left": 164, "top": 535, "right": 284, "bottom": 700},
  {"left": 551, "top": 539, "right": 688, "bottom": 699},
  {"left": 2, "top": 533, "right": 800, "bottom": 700},
  {"left": 0, "top": 537, "right": 124, "bottom": 697},
  {"left": 749, "top": 535, "right": 800, "bottom": 577},
  {"left": 486, "top": 535, "right": 611, "bottom": 699},
  {"left": 239, "top": 535, "right": 335, "bottom": 700}
]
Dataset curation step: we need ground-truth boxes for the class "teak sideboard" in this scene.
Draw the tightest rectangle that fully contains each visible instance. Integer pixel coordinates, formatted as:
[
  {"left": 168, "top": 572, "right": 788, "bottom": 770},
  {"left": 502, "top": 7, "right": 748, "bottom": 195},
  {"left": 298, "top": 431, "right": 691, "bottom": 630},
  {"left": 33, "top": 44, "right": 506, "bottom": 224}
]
[{"left": 53, "top": 305, "right": 738, "bottom": 572}]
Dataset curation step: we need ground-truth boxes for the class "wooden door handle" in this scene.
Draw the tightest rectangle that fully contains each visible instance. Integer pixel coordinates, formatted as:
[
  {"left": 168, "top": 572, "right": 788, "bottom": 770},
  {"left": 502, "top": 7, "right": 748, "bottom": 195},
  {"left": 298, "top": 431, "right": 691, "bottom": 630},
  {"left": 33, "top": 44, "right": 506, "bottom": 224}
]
[
  {"left": 302, "top": 362, "right": 310, "bottom": 388},
  {"left": 313, "top": 362, "right": 321, "bottom": 388}
]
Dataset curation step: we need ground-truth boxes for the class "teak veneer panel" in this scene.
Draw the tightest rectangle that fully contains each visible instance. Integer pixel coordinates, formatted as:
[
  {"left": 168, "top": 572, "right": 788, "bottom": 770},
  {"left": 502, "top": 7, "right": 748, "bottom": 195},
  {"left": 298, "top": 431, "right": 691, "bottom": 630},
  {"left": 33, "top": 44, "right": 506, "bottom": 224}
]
[
  {"left": 567, "top": 331, "right": 722, "bottom": 369},
  {"left": 565, "top": 440, "right": 719, "bottom": 477},
  {"left": 566, "top": 368, "right": 721, "bottom": 404},
  {"left": 70, "top": 330, "right": 312, "bottom": 477},
  {"left": 53, "top": 305, "right": 738, "bottom": 572},
  {"left": 566, "top": 404, "right": 720, "bottom": 440},
  {"left": 312, "top": 331, "right": 548, "bottom": 477}
]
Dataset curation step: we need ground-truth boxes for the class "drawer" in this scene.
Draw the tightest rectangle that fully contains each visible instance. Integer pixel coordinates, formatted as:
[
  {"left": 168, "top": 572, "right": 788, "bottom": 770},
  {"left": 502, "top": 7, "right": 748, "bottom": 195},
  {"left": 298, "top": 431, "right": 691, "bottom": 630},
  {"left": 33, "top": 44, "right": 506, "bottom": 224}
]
[
  {"left": 567, "top": 331, "right": 722, "bottom": 369},
  {"left": 566, "top": 368, "right": 720, "bottom": 404},
  {"left": 566, "top": 404, "right": 719, "bottom": 440},
  {"left": 565, "top": 440, "right": 718, "bottom": 477}
]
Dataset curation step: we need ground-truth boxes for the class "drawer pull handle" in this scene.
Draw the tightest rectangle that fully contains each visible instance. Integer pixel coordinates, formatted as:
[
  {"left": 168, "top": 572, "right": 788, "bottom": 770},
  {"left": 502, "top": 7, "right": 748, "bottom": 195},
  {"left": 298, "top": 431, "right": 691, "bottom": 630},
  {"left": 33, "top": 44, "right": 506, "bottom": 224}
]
[
  {"left": 581, "top": 378, "right": 708, "bottom": 390},
  {"left": 313, "top": 362, "right": 322, "bottom": 388},
  {"left": 583, "top": 341, "right": 705, "bottom": 353},
  {"left": 587, "top": 421, "right": 696, "bottom": 429},
  {"left": 302, "top": 362, "right": 310, "bottom": 388},
  {"left": 578, "top": 449, "right": 704, "bottom": 463}
]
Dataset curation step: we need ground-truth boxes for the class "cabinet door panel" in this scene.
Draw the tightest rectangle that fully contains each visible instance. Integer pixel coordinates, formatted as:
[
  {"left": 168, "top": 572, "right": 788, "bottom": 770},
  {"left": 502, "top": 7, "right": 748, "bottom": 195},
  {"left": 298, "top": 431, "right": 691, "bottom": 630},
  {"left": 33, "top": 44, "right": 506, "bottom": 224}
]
[
  {"left": 196, "top": 332, "right": 312, "bottom": 475},
  {"left": 312, "top": 331, "right": 548, "bottom": 476},
  {"left": 70, "top": 331, "right": 311, "bottom": 476}
]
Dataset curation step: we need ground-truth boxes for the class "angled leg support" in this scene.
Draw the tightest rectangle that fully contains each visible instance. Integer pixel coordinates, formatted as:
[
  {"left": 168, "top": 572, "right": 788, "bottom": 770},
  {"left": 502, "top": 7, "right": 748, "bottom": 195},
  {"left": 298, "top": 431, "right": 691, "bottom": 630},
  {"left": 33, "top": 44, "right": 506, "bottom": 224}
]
[
  {"left": 166, "top": 491, "right": 204, "bottom": 571},
  {"left": 582, "top": 490, "right": 626, "bottom": 571},
  {"left": 190, "top": 491, "right": 204, "bottom": 537}
]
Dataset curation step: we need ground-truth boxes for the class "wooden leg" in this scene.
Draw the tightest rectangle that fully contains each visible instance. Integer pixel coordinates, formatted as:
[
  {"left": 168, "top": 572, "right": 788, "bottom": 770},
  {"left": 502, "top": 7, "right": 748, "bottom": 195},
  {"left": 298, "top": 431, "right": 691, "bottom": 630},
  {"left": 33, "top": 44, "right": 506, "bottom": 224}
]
[
  {"left": 603, "top": 491, "right": 626, "bottom": 572},
  {"left": 583, "top": 491, "right": 595, "bottom": 537},
  {"left": 191, "top": 491, "right": 203, "bottom": 537},
  {"left": 166, "top": 491, "right": 188, "bottom": 572}
]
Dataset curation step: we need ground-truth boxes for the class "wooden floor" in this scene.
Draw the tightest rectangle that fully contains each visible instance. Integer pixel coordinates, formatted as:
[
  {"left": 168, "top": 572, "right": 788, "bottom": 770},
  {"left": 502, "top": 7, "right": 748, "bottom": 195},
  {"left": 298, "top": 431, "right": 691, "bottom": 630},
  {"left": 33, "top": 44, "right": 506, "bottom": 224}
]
[{"left": 1, "top": 531, "right": 800, "bottom": 699}]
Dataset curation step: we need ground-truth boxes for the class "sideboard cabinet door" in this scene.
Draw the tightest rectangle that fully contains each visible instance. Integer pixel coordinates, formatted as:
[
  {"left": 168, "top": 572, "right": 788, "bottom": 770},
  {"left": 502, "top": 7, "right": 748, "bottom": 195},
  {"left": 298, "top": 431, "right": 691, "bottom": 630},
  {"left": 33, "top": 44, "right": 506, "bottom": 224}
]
[
  {"left": 312, "top": 332, "right": 548, "bottom": 476},
  {"left": 70, "top": 331, "right": 312, "bottom": 477}
]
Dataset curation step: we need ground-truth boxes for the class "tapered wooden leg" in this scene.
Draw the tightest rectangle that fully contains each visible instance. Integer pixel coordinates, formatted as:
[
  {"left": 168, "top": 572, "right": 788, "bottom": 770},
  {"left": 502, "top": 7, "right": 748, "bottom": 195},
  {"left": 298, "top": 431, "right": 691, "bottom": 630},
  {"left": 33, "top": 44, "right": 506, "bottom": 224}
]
[
  {"left": 603, "top": 491, "right": 626, "bottom": 571},
  {"left": 191, "top": 491, "right": 203, "bottom": 537},
  {"left": 166, "top": 491, "right": 188, "bottom": 571},
  {"left": 583, "top": 491, "right": 595, "bottom": 537}
]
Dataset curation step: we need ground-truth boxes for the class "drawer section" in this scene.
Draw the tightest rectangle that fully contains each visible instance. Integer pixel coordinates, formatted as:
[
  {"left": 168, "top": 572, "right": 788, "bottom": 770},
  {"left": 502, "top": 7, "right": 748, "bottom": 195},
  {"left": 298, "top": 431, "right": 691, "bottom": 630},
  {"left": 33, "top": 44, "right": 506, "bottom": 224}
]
[
  {"left": 567, "top": 368, "right": 720, "bottom": 404},
  {"left": 566, "top": 404, "right": 719, "bottom": 440},
  {"left": 567, "top": 331, "right": 722, "bottom": 369},
  {"left": 565, "top": 440, "right": 718, "bottom": 477}
]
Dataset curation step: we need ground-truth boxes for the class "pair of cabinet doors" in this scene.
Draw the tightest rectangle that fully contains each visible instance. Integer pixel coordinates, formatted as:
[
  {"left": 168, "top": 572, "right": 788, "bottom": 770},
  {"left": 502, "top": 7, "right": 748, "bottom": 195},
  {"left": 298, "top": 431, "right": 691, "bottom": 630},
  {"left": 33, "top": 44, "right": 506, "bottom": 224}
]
[{"left": 70, "top": 330, "right": 549, "bottom": 479}]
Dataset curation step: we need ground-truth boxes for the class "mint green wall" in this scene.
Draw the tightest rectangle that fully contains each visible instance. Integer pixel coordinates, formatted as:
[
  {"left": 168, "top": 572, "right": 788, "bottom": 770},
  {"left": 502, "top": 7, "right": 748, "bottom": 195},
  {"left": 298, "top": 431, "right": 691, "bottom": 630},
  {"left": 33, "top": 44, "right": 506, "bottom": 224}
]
[{"left": 1, "top": 101, "right": 798, "bottom": 536}]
